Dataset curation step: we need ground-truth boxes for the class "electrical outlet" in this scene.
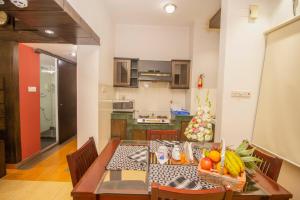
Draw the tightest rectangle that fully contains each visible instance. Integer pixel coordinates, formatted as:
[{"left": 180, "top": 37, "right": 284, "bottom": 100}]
[
  {"left": 28, "top": 86, "right": 37, "bottom": 93},
  {"left": 231, "top": 90, "right": 251, "bottom": 98}
]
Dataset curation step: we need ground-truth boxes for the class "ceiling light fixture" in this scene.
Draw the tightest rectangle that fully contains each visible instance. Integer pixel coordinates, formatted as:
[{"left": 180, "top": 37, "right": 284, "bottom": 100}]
[
  {"left": 71, "top": 52, "right": 76, "bottom": 57},
  {"left": 164, "top": 3, "right": 176, "bottom": 14},
  {"left": 44, "top": 29, "right": 55, "bottom": 35},
  {"left": 10, "top": 0, "right": 28, "bottom": 8}
]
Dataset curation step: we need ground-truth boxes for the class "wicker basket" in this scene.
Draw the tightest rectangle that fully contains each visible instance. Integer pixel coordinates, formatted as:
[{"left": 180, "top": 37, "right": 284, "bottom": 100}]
[{"left": 198, "top": 165, "right": 246, "bottom": 192}]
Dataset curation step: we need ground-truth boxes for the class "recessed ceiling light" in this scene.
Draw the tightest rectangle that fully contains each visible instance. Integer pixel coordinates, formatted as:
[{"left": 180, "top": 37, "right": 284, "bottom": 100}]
[
  {"left": 164, "top": 3, "right": 176, "bottom": 14},
  {"left": 44, "top": 29, "right": 54, "bottom": 35},
  {"left": 71, "top": 52, "right": 76, "bottom": 57}
]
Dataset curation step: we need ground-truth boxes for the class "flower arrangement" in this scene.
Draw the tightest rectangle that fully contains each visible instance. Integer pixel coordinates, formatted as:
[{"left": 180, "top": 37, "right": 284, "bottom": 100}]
[{"left": 184, "top": 91, "right": 214, "bottom": 142}]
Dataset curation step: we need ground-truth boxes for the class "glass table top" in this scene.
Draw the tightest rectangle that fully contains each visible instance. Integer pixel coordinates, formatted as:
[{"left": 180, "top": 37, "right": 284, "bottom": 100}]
[{"left": 96, "top": 170, "right": 149, "bottom": 195}]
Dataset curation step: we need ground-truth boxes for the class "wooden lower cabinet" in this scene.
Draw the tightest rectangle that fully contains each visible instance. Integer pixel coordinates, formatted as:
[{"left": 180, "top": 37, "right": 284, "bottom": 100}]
[
  {"left": 132, "top": 130, "right": 147, "bottom": 140},
  {"left": 0, "top": 140, "right": 6, "bottom": 178},
  {"left": 146, "top": 130, "right": 178, "bottom": 141},
  {"left": 180, "top": 121, "right": 189, "bottom": 141},
  {"left": 111, "top": 119, "right": 127, "bottom": 140}
]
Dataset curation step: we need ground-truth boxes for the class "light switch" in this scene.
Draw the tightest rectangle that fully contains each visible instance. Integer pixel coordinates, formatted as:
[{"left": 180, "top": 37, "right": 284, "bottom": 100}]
[
  {"left": 28, "top": 86, "right": 37, "bottom": 93},
  {"left": 231, "top": 90, "right": 251, "bottom": 98}
]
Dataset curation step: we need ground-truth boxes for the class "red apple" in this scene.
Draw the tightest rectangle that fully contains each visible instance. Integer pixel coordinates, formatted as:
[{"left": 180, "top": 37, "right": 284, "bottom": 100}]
[{"left": 200, "top": 157, "right": 213, "bottom": 170}]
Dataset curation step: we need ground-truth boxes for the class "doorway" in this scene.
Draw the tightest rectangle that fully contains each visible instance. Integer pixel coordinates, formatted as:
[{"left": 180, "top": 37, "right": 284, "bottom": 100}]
[{"left": 40, "top": 54, "right": 58, "bottom": 150}]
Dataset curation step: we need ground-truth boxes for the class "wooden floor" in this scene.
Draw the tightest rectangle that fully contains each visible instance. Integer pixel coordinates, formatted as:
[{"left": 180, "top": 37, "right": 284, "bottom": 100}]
[{"left": 0, "top": 138, "right": 76, "bottom": 200}]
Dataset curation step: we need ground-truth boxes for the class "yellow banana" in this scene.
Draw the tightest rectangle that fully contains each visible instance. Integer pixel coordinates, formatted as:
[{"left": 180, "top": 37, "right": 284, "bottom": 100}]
[
  {"left": 225, "top": 151, "right": 240, "bottom": 177},
  {"left": 230, "top": 151, "right": 245, "bottom": 172},
  {"left": 230, "top": 151, "right": 243, "bottom": 174}
]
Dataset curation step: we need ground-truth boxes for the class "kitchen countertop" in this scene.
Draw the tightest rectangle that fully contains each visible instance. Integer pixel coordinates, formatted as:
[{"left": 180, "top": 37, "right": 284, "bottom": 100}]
[
  {"left": 112, "top": 112, "right": 192, "bottom": 123},
  {"left": 111, "top": 112, "right": 193, "bottom": 139}
]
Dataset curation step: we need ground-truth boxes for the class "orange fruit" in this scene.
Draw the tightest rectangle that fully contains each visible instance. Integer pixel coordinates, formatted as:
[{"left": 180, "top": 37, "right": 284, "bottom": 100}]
[
  {"left": 216, "top": 162, "right": 228, "bottom": 174},
  {"left": 208, "top": 150, "right": 221, "bottom": 163}
]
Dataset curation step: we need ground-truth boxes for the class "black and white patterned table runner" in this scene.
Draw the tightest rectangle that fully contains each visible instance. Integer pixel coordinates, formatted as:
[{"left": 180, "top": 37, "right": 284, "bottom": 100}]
[
  {"left": 128, "top": 148, "right": 148, "bottom": 163},
  {"left": 166, "top": 176, "right": 202, "bottom": 190},
  {"left": 106, "top": 145, "right": 148, "bottom": 171},
  {"left": 148, "top": 164, "right": 217, "bottom": 191}
]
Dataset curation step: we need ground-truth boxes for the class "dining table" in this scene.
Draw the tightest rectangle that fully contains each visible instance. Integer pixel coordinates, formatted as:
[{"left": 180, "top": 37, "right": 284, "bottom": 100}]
[{"left": 71, "top": 139, "right": 292, "bottom": 200}]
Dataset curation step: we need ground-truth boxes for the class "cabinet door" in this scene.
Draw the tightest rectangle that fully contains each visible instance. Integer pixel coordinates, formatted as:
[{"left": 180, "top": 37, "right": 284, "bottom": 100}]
[
  {"left": 171, "top": 61, "right": 190, "bottom": 89},
  {"left": 111, "top": 119, "right": 127, "bottom": 140},
  {"left": 132, "top": 130, "right": 146, "bottom": 140},
  {"left": 0, "top": 140, "right": 5, "bottom": 178},
  {"left": 180, "top": 121, "right": 189, "bottom": 141},
  {"left": 147, "top": 130, "right": 178, "bottom": 141},
  {"left": 114, "top": 59, "right": 131, "bottom": 87}
]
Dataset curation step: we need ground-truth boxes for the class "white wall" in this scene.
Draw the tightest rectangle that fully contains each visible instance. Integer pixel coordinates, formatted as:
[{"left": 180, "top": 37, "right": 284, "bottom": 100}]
[
  {"left": 188, "top": 18, "right": 220, "bottom": 115},
  {"left": 69, "top": 0, "right": 115, "bottom": 151},
  {"left": 116, "top": 83, "right": 186, "bottom": 117},
  {"left": 77, "top": 46, "right": 100, "bottom": 149},
  {"left": 114, "top": 24, "right": 190, "bottom": 114},
  {"left": 218, "top": 1, "right": 300, "bottom": 199},
  {"left": 115, "top": 24, "right": 191, "bottom": 61},
  {"left": 270, "top": 0, "right": 300, "bottom": 26},
  {"left": 217, "top": 0, "right": 275, "bottom": 145}
]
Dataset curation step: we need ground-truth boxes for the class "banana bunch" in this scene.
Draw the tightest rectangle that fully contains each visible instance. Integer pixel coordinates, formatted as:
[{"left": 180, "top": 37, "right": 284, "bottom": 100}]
[{"left": 225, "top": 150, "right": 245, "bottom": 177}]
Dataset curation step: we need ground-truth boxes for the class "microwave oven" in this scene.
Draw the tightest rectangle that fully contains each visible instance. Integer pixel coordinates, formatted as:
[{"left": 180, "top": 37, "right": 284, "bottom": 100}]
[{"left": 112, "top": 100, "right": 135, "bottom": 112}]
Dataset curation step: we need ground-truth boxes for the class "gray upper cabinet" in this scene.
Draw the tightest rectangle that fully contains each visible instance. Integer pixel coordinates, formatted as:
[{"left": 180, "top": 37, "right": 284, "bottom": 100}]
[
  {"left": 171, "top": 60, "right": 190, "bottom": 89},
  {"left": 114, "top": 58, "right": 131, "bottom": 87},
  {"left": 113, "top": 58, "right": 190, "bottom": 89}
]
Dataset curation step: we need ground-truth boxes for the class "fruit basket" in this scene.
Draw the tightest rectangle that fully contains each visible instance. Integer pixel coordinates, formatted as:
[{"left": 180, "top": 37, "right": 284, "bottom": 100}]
[
  {"left": 198, "top": 165, "right": 246, "bottom": 192},
  {"left": 197, "top": 140, "right": 261, "bottom": 192}
]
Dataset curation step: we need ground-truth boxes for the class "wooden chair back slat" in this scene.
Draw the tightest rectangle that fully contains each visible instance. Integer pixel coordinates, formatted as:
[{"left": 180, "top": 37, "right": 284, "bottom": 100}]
[
  {"left": 147, "top": 130, "right": 178, "bottom": 141},
  {"left": 151, "top": 183, "right": 233, "bottom": 200},
  {"left": 67, "top": 137, "right": 98, "bottom": 186},
  {"left": 251, "top": 146, "right": 283, "bottom": 182}
]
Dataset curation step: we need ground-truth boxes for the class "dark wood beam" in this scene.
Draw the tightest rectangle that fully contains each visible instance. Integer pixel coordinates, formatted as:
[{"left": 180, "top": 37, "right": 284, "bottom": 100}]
[
  {"left": 0, "top": 41, "right": 22, "bottom": 164},
  {"left": 209, "top": 9, "right": 221, "bottom": 29},
  {"left": 0, "top": 0, "right": 100, "bottom": 45}
]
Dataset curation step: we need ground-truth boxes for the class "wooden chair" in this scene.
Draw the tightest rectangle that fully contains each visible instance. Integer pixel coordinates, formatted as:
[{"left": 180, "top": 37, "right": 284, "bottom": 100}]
[
  {"left": 252, "top": 147, "right": 283, "bottom": 182},
  {"left": 66, "top": 137, "right": 98, "bottom": 186},
  {"left": 147, "top": 130, "right": 178, "bottom": 141},
  {"left": 151, "top": 183, "right": 233, "bottom": 200}
]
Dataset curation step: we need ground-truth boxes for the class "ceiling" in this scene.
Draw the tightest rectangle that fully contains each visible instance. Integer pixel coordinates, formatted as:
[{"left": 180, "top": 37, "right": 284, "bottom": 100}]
[
  {"left": 103, "top": 0, "right": 221, "bottom": 26},
  {"left": 24, "top": 43, "right": 77, "bottom": 62}
]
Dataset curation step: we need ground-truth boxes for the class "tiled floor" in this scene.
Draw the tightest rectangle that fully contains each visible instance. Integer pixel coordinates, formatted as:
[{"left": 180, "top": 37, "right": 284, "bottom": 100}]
[{"left": 0, "top": 138, "right": 76, "bottom": 200}]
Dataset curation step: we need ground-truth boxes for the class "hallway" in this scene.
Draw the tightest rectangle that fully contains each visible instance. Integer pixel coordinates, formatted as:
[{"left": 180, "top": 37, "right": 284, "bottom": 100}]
[{"left": 0, "top": 139, "right": 76, "bottom": 200}]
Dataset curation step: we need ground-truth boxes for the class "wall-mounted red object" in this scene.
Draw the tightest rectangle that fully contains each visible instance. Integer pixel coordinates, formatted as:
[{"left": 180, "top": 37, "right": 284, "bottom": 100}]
[{"left": 198, "top": 74, "right": 204, "bottom": 89}]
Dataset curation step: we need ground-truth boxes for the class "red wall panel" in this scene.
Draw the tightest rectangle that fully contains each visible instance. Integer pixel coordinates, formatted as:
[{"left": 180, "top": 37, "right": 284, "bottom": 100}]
[{"left": 19, "top": 44, "right": 41, "bottom": 160}]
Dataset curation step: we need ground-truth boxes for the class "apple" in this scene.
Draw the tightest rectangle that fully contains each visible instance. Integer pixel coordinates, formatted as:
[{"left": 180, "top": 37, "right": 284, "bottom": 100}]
[{"left": 200, "top": 157, "right": 213, "bottom": 170}]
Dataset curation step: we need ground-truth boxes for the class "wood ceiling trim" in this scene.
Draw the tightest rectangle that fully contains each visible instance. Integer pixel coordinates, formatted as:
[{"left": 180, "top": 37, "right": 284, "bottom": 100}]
[
  {"left": 1, "top": 0, "right": 63, "bottom": 11},
  {"left": 62, "top": 1, "right": 100, "bottom": 44},
  {"left": 209, "top": 9, "right": 221, "bottom": 29},
  {"left": 0, "top": 0, "right": 100, "bottom": 45}
]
